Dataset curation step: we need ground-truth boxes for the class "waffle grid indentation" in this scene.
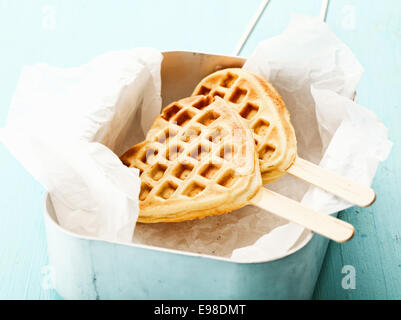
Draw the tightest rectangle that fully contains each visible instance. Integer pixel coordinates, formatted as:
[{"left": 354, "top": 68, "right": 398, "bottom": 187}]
[
  {"left": 194, "top": 72, "right": 280, "bottom": 164},
  {"left": 126, "top": 97, "right": 248, "bottom": 203}
]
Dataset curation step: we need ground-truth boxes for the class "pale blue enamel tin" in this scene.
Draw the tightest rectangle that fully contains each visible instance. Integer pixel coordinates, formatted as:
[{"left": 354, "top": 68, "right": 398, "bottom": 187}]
[
  {"left": 45, "top": 193, "right": 328, "bottom": 299},
  {"left": 43, "top": 52, "right": 331, "bottom": 300}
]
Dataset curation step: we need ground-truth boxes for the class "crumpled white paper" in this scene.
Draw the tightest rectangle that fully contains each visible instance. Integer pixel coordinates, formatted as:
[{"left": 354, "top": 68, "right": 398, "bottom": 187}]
[
  {"left": 0, "top": 48, "right": 163, "bottom": 242},
  {"left": 231, "top": 15, "right": 392, "bottom": 261}
]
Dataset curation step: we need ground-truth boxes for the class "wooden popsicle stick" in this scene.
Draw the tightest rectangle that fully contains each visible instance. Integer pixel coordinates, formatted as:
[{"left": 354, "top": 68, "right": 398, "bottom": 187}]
[
  {"left": 287, "top": 157, "right": 376, "bottom": 208},
  {"left": 250, "top": 188, "right": 355, "bottom": 243}
]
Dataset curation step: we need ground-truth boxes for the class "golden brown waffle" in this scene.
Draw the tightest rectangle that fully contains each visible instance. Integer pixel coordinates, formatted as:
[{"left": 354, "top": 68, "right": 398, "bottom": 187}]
[
  {"left": 120, "top": 96, "right": 261, "bottom": 223},
  {"left": 192, "top": 68, "right": 297, "bottom": 184}
]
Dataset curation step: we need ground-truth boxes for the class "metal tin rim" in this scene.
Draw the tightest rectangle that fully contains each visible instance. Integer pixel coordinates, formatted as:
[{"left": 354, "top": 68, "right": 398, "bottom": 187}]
[
  {"left": 44, "top": 192, "right": 314, "bottom": 265},
  {"left": 162, "top": 50, "right": 246, "bottom": 60}
]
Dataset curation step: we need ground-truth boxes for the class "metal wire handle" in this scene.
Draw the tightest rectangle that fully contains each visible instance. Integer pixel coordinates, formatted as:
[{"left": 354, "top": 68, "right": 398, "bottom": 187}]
[
  {"left": 232, "top": 0, "right": 330, "bottom": 56},
  {"left": 320, "top": 0, "right": 329, "bottom": 22},
  {"left": 232, "top": 0, "right": 270, "bottom": 56}
]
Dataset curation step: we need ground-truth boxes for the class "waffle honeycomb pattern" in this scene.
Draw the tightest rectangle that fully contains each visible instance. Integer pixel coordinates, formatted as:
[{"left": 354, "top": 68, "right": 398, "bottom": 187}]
[
  {"left": 192, "top": 68, "right": 297, "bottom": 184},
  {"left": 120, "top": 96, "right": 261, "bottom": 223}
]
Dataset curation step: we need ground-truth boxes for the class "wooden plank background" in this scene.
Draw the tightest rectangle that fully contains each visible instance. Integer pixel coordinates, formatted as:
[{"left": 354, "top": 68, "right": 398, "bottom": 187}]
[{"left": 0, "top": 0, "right": 399, "bottom": 299}]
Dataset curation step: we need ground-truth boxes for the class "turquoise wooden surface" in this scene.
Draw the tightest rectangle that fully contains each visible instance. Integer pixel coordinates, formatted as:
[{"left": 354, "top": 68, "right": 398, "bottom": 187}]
[{"left": 0, "top": 0, "right": 398, "bottom": 299}]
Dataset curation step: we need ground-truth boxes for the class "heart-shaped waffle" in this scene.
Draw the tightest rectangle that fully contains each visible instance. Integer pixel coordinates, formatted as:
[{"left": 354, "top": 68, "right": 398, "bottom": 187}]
[
  {"left": 120, "top": 96, "right": 261, "bottom": 223},
  {"left": 120, "top": 93, "right": 356, "bottom": 242},
  {"left": 193, "top": 68, "right": 375, "bottom": 208},
  {"left": 192, "top": 68, "right": 297, "bottom": 184}
]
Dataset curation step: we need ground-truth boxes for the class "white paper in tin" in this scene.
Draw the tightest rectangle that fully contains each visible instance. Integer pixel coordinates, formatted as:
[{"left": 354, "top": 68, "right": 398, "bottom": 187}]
[
  {"left": 231, "top": 15, "right": 392, "bottom": 261},
  {"left": 1, "top": 48, "right": 163, "bottom": 242}
]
